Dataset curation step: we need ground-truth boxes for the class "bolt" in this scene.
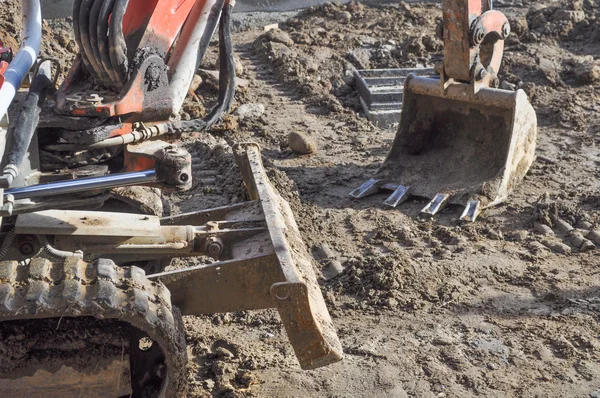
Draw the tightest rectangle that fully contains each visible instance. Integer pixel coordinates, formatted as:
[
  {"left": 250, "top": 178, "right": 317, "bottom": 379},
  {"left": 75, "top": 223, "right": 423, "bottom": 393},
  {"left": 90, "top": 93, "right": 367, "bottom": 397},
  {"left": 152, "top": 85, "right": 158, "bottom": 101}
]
[
  {"left": 471, "top": 23, "right": 485, "bottom": 46},
  {"left": 206, "top": 237, "right": 223, "bottom": 257},
  {"left": 20, "top": 243, "right": 34, "bottom": 255},
  {"left": 501, "top": 22, "right": 511, "bottom": 40},
  {"left": 477, "top": 68, "right": 488, "bottom": 80},
  {"left": 273, "top": 285, "right": 291, "bottom": 300}
]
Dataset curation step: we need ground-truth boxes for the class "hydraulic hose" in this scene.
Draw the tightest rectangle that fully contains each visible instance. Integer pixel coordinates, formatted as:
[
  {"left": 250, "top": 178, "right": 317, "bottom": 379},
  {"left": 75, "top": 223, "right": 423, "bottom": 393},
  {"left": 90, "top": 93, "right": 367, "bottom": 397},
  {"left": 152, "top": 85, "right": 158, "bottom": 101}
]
[
  {"left": 88, "top": 0, "right": 113, "bottom": 85},
  {"left": 76, "top": 0, "right": 105, "bottom": 83},
  {"left": 97, "top": 0, "right": 119, "bottom": 86},
  {"left": 167, "top": 0, "right": 224, "bottom": 115},
  {"left": 169, "top": 1, "right": 236, "bottom": 133},
  {"left": 0, "top": 229, "right": 16, "bottom": 261},
  {"left": 0, "top": 72, "right": 52, "bottom": 188},
  {"left": 109, "top": 0, "right": 130, "bottom": 88},
  {"left": 36, "top": 235, "right": 84, "bottom": 259}
]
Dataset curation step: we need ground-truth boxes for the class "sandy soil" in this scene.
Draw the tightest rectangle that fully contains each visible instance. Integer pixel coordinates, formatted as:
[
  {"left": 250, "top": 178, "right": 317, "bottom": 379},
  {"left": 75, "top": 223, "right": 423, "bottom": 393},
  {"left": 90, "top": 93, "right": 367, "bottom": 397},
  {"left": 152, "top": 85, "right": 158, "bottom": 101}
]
[{"left": 3, "top": 0, "right": 600, "bottom": 397}]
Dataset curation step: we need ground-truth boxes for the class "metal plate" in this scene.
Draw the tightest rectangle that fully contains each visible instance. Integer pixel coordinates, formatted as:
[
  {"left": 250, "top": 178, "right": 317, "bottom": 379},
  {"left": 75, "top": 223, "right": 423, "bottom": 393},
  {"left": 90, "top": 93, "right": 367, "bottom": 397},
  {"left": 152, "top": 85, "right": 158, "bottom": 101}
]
[{"left": 16, "top": 210, "right": 161, "bottom": 237}]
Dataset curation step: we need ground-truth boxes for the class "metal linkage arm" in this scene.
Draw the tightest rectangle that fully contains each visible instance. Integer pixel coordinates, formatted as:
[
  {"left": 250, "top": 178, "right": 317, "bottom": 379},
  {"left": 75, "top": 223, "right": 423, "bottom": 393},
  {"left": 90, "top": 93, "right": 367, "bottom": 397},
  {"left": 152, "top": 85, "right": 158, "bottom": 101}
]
[{"left": 441, "top": 0, "right": 510, "bottom": 88}]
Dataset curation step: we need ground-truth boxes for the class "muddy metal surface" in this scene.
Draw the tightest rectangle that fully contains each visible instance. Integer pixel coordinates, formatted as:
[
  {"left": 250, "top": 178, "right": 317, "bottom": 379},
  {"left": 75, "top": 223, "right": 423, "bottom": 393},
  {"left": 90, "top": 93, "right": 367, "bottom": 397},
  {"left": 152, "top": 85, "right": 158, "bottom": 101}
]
[{"left": 3, "top": 0, "right": 600, "bottom": 397}]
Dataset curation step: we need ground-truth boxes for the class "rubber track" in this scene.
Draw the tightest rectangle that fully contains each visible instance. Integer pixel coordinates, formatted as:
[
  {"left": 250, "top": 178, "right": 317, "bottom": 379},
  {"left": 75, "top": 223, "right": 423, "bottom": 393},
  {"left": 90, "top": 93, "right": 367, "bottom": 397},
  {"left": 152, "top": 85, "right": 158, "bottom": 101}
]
[{"left": 0, "top": 257, "right": 187, "bottom": 397}]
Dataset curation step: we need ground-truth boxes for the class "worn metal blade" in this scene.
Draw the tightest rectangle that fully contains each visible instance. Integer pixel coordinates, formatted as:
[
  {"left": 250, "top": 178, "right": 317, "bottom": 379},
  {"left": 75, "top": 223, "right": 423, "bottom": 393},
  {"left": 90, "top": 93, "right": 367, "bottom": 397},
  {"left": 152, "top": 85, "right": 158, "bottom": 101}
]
[
  {"left": 383, "top": 185, "right": 411, "bottom": 208},
  {"left": 420, "top": 193, "right": 450, "bottom": 217}
]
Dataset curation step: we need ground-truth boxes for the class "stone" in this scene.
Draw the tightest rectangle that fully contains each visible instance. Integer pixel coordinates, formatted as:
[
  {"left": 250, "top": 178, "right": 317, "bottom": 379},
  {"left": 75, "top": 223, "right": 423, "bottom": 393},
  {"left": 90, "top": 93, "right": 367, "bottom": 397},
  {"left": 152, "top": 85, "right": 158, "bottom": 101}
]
[
  {"left": 189, "top": 74, "right": 203, "bottom": 92},
  {"left": 288, "top": 131, "right": 317, "bottom": 154},
  {"left": 509, "top": 16, "right": 528, "bottom": 37},
  {"left": 234, "top": 54, "right": 244, "bottom": 76},
  {"left": 346, "top": 48, "right": 372, "bottom": 70},
  {"left": 541, "top": 239, "right": 571, "bottom": 255},
  {"left": 233, "top": 103, "right": 265, "bottom": 121},
  {"left": 527, "top": 4, "right": 547, "bottom": 17},
  {"left": 529, "top": 13, "right": 547, "bottom": 30},
  {"left": 262, "top": 28, "right": 294, "bottom": 47},
  {"left": 552, "top": 9, "right": 586, "bottom": 23},
  {"left": 538, "top": 58, "right": 556, "bottom": 75},
  {"left": 500, "top": 80, "right": 517, "bottom": 91},
  {"left": 214, "top": 346, "right": 235, "bottom": 359},
  {"left": 574, "top": 61, "right": 600, "bottom": 84},
  {"left": 337, "top": 11, "right": 352, "bottom": 24}
]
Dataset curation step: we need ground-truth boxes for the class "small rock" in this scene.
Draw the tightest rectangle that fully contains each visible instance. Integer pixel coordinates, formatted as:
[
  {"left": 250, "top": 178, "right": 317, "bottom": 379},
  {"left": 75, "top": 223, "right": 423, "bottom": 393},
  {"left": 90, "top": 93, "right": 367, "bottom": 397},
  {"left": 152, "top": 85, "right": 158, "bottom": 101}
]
[
  {"left": 528, "top": 241, "right": 549, "bottom": 257},
  {"left": 554, "top": 218, "right": 574, "bottom": 234},
  {"left": 574, "top": 61, "right": 600, "bottom": 84},
  {"left": 534, "top": 221, "right": 554, "bottom": 235},
  {"left": 214, "top": 346, "right": 234, "bottom": 359},
  {"left": 541, "top": 239, "right": 571, "bottom": 255},
  {"left": 347, "top": 48, "right": 372, "bottom": 70},
  {"left": 569, "top": 231, "right": 585, "bottom": 248},
  {"left": 203, "top": 379, "right": 215, "bottom": 390},
  {"left": 299, "top": 56, "right": 319, "bottom": 73},
  {"left": 508, "top": 16, "right": 528, "bottom": 37},
  {"left": 263, "top": 23, "right": 279, "bottom": 32},
  {"left": 538, "top": 57, "right": 556, "bottom": 76},
  {"left": 521, "top": 82, "right": 537, "bottom": 100},
  {"left": 316, "top": 243, "right": 345, "bottom": 280},
  {"left": 511, "top": 230, "right": 529, "bottom": 241},
  {"left": 263, "top": 29, "right": 294, "bottom": 47},
  {"left": 189, "top": 74, "right": 203, "bottom": 92},
  {"left": 236, "top": 370, "right": 258, "bottom": 388},
  {"left": 234, "top": 54, "right": 244, "bottom": 76},
  {"left": 337, "top": 11, "right": 352, "bottom": 24},
  {"left": 588, "top": 231, "right": 600, "bottom": 245},
  {"left": 288, "top": 131, "right": 317, "bottom": 154},
  {"left": 527, "top": 4, "right": 547, "bottom": 17},
  {"left": 580, "top": 240, "right": 596, "bottom": 252},
  {"left": 590, "top": 390, "right": 600, "bottom": 398},
  {"left": 500, "top": 80, "right": 516, "bottom": 91},
  {"left": 385, "top": 297, "right": 399, "bottom": 308},
  {"left": 529, "top": 13, "right": 547, "bottom": 30},
  {"left": 487, "top": 362, "right": 500, "bottom": 370},
  {"left": 578, "top": 221, "right": 593, "bottom": 230},
  {"left": 552, "top": 9, "right": 586, "bottom": 23},
  {"left": 233, "top": 103, "right": 265, "bottom": 121},
  {"left": 487, "top": 229, "right": 503, "bottom": 240}
]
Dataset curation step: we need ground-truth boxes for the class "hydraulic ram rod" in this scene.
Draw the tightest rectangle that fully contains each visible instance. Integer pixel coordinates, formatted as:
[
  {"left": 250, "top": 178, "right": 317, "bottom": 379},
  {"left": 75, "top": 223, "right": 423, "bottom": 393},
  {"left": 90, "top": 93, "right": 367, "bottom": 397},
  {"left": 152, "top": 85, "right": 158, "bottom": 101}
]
[{"left": 5, "top": 170, "right": 157, "bottom": 200}]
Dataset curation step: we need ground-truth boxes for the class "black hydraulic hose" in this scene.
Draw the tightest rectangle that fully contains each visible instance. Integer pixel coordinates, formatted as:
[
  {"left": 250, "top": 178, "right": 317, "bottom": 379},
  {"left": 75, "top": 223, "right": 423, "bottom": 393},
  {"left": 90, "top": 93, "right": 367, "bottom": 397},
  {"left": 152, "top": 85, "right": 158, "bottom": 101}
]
[
  {"left": 72, "top": 0, "right": 97, "bottom": 80},
  {"left": 170, "top": 1, "right": 235, "bottom": 133},
  {"left": 78, "top": 0, "right": 105, "bottom": 83},
  {"left": 97, "top": 0, "right": 119, "bottom": 86},
  {"left": 109, "top": 0, "right": 130, "bottom": 88},
  {"left": 88, "top": 0, "right": 112, "bottom": 86},
  {"left": 0, "top": 73, "right": 52, "bottom": 189}
]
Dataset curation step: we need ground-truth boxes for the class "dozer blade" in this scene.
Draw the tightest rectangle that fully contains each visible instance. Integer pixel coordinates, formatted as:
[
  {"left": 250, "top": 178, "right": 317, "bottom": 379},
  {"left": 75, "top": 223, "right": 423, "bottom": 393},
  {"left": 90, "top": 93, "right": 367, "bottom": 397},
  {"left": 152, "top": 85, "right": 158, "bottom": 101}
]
[
  {"left": 352, "top": 74, "right": 537, "bottom": 220},
  {"left": 153, "top": 143, "right": 343, "bottom": 370}
]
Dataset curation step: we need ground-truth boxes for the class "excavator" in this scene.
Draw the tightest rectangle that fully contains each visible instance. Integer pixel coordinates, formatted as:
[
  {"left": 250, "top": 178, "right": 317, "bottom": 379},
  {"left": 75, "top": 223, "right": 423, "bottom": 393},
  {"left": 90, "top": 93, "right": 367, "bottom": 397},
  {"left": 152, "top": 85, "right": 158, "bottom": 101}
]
[
  {"left": 0, "top": 0, "right": 342, "bottom": 396},
  {"left": 0, "top": 0, "right": 537, "bottom": 396}
]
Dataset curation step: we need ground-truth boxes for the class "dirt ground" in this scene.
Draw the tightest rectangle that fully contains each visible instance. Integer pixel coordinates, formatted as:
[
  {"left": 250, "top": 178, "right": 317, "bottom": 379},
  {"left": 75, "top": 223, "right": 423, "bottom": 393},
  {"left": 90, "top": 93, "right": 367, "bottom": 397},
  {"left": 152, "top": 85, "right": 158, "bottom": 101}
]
[{"left": 3, "top": 0, "right": 600, "bottom": 397}]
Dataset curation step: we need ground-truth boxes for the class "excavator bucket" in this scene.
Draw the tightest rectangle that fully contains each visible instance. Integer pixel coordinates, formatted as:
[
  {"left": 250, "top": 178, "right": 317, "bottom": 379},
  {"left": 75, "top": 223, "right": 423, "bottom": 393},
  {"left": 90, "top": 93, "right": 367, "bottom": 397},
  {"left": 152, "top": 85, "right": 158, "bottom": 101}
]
[
  {"left": 351, "top": 1, "right": 537, "bottom": 221},
  {"left": 154, "top": 143, "right": 343, "bottom": 369},
  {"left": 351, "top": 75, "right": 537, "bottom": 221}
]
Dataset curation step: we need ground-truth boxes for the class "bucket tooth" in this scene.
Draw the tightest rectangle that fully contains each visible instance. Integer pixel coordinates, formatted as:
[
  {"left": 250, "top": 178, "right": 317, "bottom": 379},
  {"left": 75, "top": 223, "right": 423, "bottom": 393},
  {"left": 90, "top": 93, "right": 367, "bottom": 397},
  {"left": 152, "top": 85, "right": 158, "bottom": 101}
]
[
  {"left": 460, "top": 200, "right": 481, "bottom": 222},
  {"left": 420, "top": 193, "right": 449, "bottom": 217},
  {"left": 350, "top": 178, "right": 382, "bottom": 199},
  {"left": 383, "top": 185, "right": 411, "bottom": 208}
]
